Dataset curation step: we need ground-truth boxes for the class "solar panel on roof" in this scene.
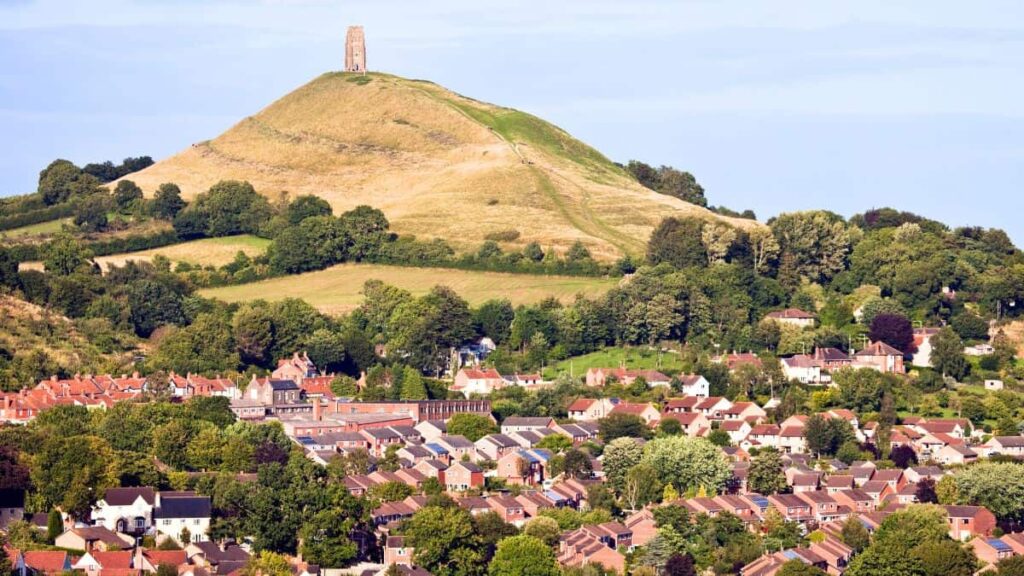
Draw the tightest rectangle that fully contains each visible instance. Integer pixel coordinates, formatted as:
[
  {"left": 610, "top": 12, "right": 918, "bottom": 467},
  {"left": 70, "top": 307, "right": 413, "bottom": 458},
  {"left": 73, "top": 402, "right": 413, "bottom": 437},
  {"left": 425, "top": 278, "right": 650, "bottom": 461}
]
[
  {"left": 782, "top": 550, "right": 799, "bottom": 560},
  {"left": 749, "top": 495, "right": 770, "bottom": 509},
  {"left": 520, "top": 451, "right": 540, "bottom": 463},
  {"left": 989, "top": 539, "right": 1012, "bottom": 553},
  {"left": 426, "top": 443, "right": 448, "bottom": 454},
  {"left": 545, "top": 490, "right": 567, "bottom": 502}
]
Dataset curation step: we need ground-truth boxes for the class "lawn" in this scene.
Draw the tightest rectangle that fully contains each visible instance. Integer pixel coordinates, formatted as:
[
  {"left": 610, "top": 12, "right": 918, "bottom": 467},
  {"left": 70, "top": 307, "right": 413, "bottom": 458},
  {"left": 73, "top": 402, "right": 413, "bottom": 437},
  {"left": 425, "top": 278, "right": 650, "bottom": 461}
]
[
  {"left": 0, "top": 218, "right": 71, "bottom": 238},
  {"left": 199, "top": 263, "right": 619, "bottom": 314},
  {"left": 19, "top": 235, "right": 270, "bottom": 271},
  {"left": 544, "top": 346, "right": 686, "bottom": 379}
]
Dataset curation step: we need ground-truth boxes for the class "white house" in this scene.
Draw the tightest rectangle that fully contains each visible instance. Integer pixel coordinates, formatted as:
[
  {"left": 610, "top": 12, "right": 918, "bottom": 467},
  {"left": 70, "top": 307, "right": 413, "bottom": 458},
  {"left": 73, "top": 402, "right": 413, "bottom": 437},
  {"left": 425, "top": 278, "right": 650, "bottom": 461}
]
[
  {"left": 91, "top": 487, "right": 156, "bottom": 536},
  {"left": 781, "top": 356, "right": 823, "bottom": 384},
  {"left": 981, "top": 436, "right": 1024, "bottom": 458},
  {"left": 677, "top": 375, "right": 710, "bottom": 397},
  {"left": 154, "top": 492, "right": 211, "bottom": 545}
]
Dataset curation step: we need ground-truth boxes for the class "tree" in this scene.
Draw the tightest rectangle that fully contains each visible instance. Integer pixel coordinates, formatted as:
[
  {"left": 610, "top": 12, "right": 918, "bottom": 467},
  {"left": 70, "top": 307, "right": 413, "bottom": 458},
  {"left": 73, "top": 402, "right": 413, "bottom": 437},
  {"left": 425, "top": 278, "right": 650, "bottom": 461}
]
[
  {"left": 536, "top": 434, "right": 572, "bottom": 453},
  {"left": 748, "top": 227, "right": 781, "bottom": 275},
  {"left": 840, "top": 515, "right": 870, "bottom": 553},
  {"left": 622, "top": 463, "right": 662, "bottom": 511},
  {"left": 566, "top": 241, "right": 592, "bottom": 263},
  {"left": 473, "top": 299, "right": 515, "bottom": 345},
  {"left": 776, "top": 561, "right": 826, "bottom": 576},
  {"left": 954, "top": 463, "right": 1024, "bottom": 522},
  {"left": 369, "top": 480, "right": 414, "bottom": 502},
  {"left": 298, "top": 508, "right": 359, "bottom": 568},
  {"left": 339, "top": 205, "right": 390, "bottom": 261},
  {"left": 663, "top": 553, "right": 697, "bottom": 576},
  {"left": 74, "top": 194, "right": 109, "bottom": 232},
  {"left": 447, "top": 413, "right": 497, "bottom": 442},
  {"left": 151, "top": 183, "right": 186, "bottom": 220},
  {"left": 389, "top": 286, "right": 474, "bottom": 374},
  {"left": 910, "top": 540, "right": 977, "bottom": 576},
  {"left": 598, "top": 413, "right": 649, "bottom": 443},
  {"left": 0, "top": 246, "right": 18, "bottom": 290},
  {"left": 523, "top": 242, "right": 544, "bottom": 263},
  {"left": 890, "top": 445, "right": 918, "bottom": 469},
  {"left": 43, "top": 232, "right": 92, "bottom": 276},
  {"left": 31, "top": 435, "right": 117, "bottom": 519},
  {"left": 404, "top": 506, "right": 484, "bottom": 576},
  {"left": 38, "top": 159, "right": 98, "bottom": 204},
  {"left": 127, "top": 279, "right": 186, "bottom": 338},
  {"left": 186, "top": 180, "right": 272, "bottom": 237},
  {"left": 915, "top": 477, "right": 938, "bottom": 504},
  {"left": 996, "top": 556, "right": 1024, "bottom": 576},
  {"left": 488, "top": 535, "right": 559, "bottom": 576},
  {"left": 770, "top": 211, "right": 852, "bottom": 282},
  {"left": 523, "top": 516, "right": 561, "bottom": 547},
  {"left": 658, "top": 418, "right": 683, "bottom": 437},
  {"left": 46, "top": 509, "right": 63, "bottom": 542},
  {"left": 950, "top": 312, "right": 989, "bottom": 341},
  {"left": 286, "top": 195, "right": 333, "bottom": 224},
  {"left": 804, "top": 414, "right": 853, "bottom": 457},
  {"left": 747, "top": 449, "right": 787, "bottom": 495},
  {"left": 400, "top": 367, "right": 428, "bottom": 400},
  {"left": 562, "top": 449, "right": 593, "bottom": 479},
  {"left": 330, "top": 375, "right": 359, "bottom": 398},
  {"left": 641, "top": 436, "right": 731, "bottom": 492},
  {"left": 242, "top": 551, "right": 293, "bottom": 576},
  {"left": 233, "top": 304, "right": 275, "bottom": 366},
  {"left": 603, "top": 437, "right": 643, "bottom": 491},
  {"left": 647, "top": 217, "right": 707, "bottom": 268},
  {"left": 931, "top": 327, "right": 967, "bottom": 379},
  {"left": 113, "top": 180, "right": 143, "bottom": 212},
  {"left": 869, "top": 314, "right": 916, "bottom": 354},
  {"left": 305, "top": 328, "right": 347, "bottom": 374}
]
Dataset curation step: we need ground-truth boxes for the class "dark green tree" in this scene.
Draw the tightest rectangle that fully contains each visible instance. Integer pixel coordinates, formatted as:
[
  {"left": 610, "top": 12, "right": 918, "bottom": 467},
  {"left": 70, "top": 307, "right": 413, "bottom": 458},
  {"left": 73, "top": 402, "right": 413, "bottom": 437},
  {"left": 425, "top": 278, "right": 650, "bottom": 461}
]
[{"left": 286, "top": 195, "right": 333, "bottom": 224}]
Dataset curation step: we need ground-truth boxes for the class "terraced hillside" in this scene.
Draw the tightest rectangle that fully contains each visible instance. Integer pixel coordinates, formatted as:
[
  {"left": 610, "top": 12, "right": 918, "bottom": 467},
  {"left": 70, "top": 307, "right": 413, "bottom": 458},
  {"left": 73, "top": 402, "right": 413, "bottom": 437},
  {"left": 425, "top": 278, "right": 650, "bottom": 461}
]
[{"left": 123, "top": 72, "right": 758, "bottom": 260}]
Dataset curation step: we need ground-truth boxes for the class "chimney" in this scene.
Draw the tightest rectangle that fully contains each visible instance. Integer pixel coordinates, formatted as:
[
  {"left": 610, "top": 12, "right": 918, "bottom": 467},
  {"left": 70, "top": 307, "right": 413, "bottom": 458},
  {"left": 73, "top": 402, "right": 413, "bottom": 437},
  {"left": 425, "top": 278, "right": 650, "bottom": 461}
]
[{"left": 314, "top": 399, "right": 324, "bottom": 421}]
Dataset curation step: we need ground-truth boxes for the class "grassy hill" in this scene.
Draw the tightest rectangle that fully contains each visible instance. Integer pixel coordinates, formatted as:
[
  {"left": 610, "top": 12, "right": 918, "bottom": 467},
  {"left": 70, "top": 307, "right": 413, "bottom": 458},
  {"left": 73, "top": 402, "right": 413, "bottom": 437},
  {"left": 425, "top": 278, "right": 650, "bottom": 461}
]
[
  {"left": 199, "top": 262, "right": 619, "bottom": 314},
  {"left": 123, "top": 72, "right": 759, "bottom": 261}
]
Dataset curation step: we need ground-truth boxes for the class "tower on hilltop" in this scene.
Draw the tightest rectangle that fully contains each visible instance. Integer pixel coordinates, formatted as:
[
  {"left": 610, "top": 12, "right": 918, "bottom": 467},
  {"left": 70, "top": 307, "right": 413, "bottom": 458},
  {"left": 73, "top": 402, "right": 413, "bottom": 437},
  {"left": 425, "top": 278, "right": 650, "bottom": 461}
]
[{"left": 345, "top": 26, "right": 366, "bottom": 73}]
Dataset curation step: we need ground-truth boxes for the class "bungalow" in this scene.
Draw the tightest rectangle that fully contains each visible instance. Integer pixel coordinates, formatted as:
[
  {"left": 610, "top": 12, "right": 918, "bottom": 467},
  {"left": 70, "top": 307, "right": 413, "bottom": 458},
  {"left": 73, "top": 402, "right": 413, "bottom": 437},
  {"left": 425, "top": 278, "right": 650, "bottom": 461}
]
[
  {"left": 765, "top": 308, "right": 816, "bottom": 329},
  {"left": 980, "top": 436, "right": 1024, "bottom": 458},
  {"left": 721, "top": 402, "right": 767, "bottom": 423},
  {"left": 903, "top": 466, "right": 944, "bottom": 484},
  {"left": 54, "top": 526, "right": 133, "bottom": 552},
  {"left": 860, "top": 481, "right": 894, "bottom": 507},
  {"left": 452, "top": 368, "right": 504, "bottom": 397},
  {"left": 12, "top": 550, "right": 74, "bottom": 575},
  {"left": 567, "top": 398, "right": 616, "bottom": 421},
  {"left": 935, "top": 444, "right": 978, "bottom": 466}
]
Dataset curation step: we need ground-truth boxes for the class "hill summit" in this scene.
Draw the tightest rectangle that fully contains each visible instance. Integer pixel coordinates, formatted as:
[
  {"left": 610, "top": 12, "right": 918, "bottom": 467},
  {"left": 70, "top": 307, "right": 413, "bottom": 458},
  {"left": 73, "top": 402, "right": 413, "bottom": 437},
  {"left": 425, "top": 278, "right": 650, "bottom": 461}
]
[{"left": 126, "top": 72, "right": 756, "bottom": 259}]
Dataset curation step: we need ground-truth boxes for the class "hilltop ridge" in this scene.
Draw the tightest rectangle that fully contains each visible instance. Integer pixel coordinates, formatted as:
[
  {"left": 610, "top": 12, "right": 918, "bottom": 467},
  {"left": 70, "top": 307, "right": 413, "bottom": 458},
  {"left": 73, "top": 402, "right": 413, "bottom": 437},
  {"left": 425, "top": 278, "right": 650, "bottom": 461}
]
[{"left": 124, "top": 72, "right": 758, "bottom": 260}]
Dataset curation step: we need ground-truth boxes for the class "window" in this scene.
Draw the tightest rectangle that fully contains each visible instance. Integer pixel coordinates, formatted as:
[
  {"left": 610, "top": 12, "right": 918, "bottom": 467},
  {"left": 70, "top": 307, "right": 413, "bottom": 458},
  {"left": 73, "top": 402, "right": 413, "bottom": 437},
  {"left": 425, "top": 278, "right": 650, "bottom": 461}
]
[
  {"left": 194, "top": 519, "right": 200, "bottom": 525},
  {"left": 162, "top": 519, "right": 171, "bottom": 526}
]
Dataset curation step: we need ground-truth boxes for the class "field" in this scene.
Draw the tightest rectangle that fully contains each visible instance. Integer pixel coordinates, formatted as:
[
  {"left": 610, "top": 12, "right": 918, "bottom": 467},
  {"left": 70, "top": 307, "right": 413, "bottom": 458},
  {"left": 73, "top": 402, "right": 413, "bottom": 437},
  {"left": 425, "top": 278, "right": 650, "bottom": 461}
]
[
  {"left": 544, "top": 346, "right": 687, "bottom": 379},
  {"left": 19, "top": 235, "right": 269, "bottom": 271},
  {"left": 0, "top": 218, "right": 71, "bottom": 238},
  {"left": 199, "top": 263, "right": 620, "bottom": 314},
  {"left": 120, "top": 71, "right": 761, "bottom": 260}
]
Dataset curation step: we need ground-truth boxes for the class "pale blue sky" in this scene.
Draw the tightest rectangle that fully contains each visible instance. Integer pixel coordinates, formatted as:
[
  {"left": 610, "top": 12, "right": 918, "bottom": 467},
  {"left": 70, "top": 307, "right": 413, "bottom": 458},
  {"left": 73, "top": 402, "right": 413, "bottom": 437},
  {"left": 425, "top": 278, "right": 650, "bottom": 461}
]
[{"left": 1, "top": 1, "right": 1022, "bottom": 244}]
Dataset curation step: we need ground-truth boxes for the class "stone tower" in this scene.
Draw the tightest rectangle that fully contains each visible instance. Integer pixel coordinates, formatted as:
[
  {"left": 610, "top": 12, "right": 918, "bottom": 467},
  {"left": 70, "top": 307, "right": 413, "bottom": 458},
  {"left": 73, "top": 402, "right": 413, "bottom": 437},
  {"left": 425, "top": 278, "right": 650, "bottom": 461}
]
[{"left": 345, "top": 26, "right": 366, "bottom": 73}]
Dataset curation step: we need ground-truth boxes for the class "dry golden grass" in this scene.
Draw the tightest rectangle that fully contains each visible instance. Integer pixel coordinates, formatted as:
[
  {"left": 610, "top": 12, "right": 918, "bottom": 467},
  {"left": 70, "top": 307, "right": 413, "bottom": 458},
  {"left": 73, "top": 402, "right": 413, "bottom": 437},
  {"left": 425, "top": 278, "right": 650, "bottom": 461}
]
[
  {"left": 19, "top": 235, "right": 269, "bottom": 272},
  {"left": 199, "top": 262, "right": 620, "bottom": 314},
  {"left": 123, "top": 72, "right": 762, "bottom": 260}
]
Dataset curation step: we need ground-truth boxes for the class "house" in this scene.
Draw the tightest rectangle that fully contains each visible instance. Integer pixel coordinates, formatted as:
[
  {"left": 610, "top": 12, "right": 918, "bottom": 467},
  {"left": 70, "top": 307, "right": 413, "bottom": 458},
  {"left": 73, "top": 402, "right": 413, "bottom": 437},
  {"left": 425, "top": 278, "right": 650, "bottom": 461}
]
[
  {"left": 414, "top": 420, "right": 447, "bottom": 442},
  {"left": 903, "top": 466, "right": 944, "bottom": 484},
  {"left": 585, "top": 368, "right": 671, "bottom": 388},
  {"left": 663, "top": 396, "right": 701, "bottom": 414},
  {"left": 12, "top": 550, "right": 74, "bottom": 575},
  {"left": 677, "top": 374, "right": 710, "bottom": 397},
  {"left": 134, "top": 548, "right": 188, "bottom": 574},
  {"left": 384, "top": 536, "right": 414, "bottom": 567},
  {"left": 969, "top": 535, "right": 1020, "bottom": 567},
  {"left": 722, "top": 402, "right": 767, "bottom": 423},
  {"left": 935, "top": 444, "right": 978, "bottom": 466},
  {"left": 500, "top": 416, "right": 555, "bottom": 434},
  {"left": 185, "top": 541, "right": 250, "bottom": 574},
  {"left": 444, "top": 461, "right": 484, "bottom": 492},
  {"left": 624, "top": 509, "right": 659, "bottom": 548},
  {"left": 581, "top": 523, "right": 633, "bottom": 551},
  {"left": 768, "top": 494, "right": 813, "bottom": 522},
  {"left": 567, "top": 398, "right": 616, "bottom": 421},
  {"left": 781, "top": 355, "right": 823, "bottom": 385},
  {"left": 153, "top": 492, "right": 211, "bottom": 545},
  {"left": 503, "top": 373, "right": 544, "bottom": 387},
  {"left": 487, "top": 495, "right": 527, "bottom": 526},
  {"left": 747, "top": 425, "right": 781, "bottom": 449},
  {"left": 911, "top": 328, "right": 941, "bottom": 367},
  {"left": 272, "top": 351, "right": 319, "bottom": 381},
  {"left": 945, "top": 505, "right": 997, "bottom": 541},
  {"left": 852, "top": 341, "right": 906, "bottom": 374},
  {"left": 72, "top": 550, "right": 134, "bottom": 576},
  {"left": 965, "top": 344, "right": 995, "bottom": 356},
  {"left": 661, "top": 412, "right": 711, "bottom": 438},
  {"left": 91, "top": 486, "right": 156, "bottom": 536},
  {"left": 558, "top": 529, "right": 626, "bottom": 574},
  {"left": 475, "top": 433, "right": 522, "bottom": 461},
  {"left": 496, "top": 449, "right": 552, "bottom": 485},
  {"left": 797, "top": 491, "right": 843, "bottom": 522},
  {"left": 452, "top": 368, "right": 504, "bottom": 396},
  {"left": 813, "top": 347, "right": 853, "bottom": 371},
  {"left": 779, "top": 426, "right": 807, "bottom": 454},
  {"left": 552, "top": 422, "right": 600, "bottom": 445},
  {"left": 0, "top": 489, "right": 25, "bottom": 530},
  {"left": 765, "top": 308, "right": 816, "bottom": 329},
  {"left": 981, "top": 435, "right": 1024, "bottom": 458},
  {"left": 694, "top": 397, "right": 733, "bottom": 420},
  {"left": 715, "top": 352, "right": 763, "bottom": 372},
  {"left": 54, "top": 526, "right": 134, "bottom": 552},
  {"left": 609, "top": 402, "right": 661, "bottom": 425},
  {"left": 435, "top": 435, "right": 477, "bottom": 462}
]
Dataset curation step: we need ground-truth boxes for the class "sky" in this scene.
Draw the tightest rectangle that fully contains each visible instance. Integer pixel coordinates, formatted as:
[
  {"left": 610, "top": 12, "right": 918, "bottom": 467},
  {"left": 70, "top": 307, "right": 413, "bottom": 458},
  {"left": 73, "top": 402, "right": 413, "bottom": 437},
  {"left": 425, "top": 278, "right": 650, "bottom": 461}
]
[{"left": 1, "top": 0, "right": 1023, "bottom": 244}]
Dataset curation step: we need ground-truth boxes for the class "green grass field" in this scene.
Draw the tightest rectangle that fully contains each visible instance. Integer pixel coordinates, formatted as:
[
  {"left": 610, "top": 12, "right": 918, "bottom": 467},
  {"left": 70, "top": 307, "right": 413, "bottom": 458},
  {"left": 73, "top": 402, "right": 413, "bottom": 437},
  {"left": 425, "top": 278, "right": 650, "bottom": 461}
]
[
  {"left": 0, "top": 218, "right": 71, "bottom": 238},
  {"left": 544, "top": 346, "right": 686, "bottom": 379},
  {"left": 19, "top": 235, "right": 270, "bottom": 272},
  {"left": 199, "top": 263, "right": 619, "bottom": 314}
]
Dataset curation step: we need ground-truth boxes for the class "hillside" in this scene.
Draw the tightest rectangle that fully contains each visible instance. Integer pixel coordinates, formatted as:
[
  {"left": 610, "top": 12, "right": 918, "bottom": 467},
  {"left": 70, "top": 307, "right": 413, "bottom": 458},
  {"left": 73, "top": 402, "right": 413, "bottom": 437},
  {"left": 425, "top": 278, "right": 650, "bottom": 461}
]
[{"left": 123, "top": 72, "right": 758, "bottom": 260}]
